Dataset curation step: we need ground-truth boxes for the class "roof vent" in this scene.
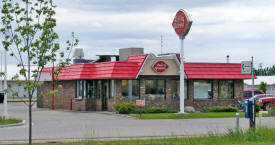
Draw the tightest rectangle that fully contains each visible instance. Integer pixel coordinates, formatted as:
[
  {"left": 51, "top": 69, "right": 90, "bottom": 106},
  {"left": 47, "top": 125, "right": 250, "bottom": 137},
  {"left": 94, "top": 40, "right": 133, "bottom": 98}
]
[{"left": 73, "top": 48, "right": 84, "bottom": 59}]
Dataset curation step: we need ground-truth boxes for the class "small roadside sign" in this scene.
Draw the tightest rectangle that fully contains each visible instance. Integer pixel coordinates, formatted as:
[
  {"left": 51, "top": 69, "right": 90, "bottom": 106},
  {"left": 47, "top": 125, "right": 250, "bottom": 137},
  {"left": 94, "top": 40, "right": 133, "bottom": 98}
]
[
  {"left": 241, "top": 61, "right": 252, "bottom": 74},
  {"left": 136, "top": 100, "right": 145, "bottom": 107}
]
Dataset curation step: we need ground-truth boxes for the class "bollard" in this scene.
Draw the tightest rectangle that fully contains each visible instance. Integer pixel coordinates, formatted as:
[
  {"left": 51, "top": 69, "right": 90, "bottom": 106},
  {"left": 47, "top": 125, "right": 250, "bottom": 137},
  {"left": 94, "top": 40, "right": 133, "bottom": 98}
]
[
  {"left": 70, "top": 98, "right": 73, "bottom": 110},
  {"left": 236, "top": 112, "right": 239, "bottom": 130},
  {"left": 259, "top": 111, "right": 262, "bottom": 126}
]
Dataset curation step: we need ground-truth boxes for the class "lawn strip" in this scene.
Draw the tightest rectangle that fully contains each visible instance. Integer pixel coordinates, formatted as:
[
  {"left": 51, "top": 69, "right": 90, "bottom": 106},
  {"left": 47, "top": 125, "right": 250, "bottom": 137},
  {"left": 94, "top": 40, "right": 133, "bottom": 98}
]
[
  {"left": 130, "top": 112, "right": 275, "bottom": 119},
  {"left": 0, "top": 116, "right": 22, "bottom": 125}
]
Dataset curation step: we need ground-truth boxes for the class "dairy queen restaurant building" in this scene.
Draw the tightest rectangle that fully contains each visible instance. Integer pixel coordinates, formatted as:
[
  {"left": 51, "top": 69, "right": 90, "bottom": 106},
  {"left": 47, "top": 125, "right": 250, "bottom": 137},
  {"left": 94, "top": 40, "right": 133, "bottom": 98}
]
[{"left": 37, "top": 48, "right": 253, "bottom": 111}]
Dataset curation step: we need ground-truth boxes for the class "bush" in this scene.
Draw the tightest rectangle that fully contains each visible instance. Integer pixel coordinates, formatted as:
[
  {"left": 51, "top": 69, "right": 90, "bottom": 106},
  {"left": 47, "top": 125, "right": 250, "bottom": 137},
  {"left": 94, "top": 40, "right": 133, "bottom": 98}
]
[
  {"left": 256, "top": 103, "right": 260, "bottom": 112},
  {"left": 134, "top": 107, "right": 177, "bottom": 114},
  {"left": 114, "top": 102, "right": 136, "bottom": 114},
  {"left": 203, "top": 106, "right": 238, "bottom": 112}
]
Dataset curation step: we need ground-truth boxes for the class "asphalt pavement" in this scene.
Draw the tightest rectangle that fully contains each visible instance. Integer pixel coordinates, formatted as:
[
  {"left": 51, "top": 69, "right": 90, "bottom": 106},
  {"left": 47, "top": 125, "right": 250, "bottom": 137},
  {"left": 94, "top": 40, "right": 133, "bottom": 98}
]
[{"left": 0, "top": 103, "right": 275, "bottom": 143}]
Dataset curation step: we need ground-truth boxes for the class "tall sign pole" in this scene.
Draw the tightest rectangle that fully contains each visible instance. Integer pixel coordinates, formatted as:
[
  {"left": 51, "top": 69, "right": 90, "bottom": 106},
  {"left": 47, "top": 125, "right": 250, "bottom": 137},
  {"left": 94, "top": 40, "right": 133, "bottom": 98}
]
[
  {"left": 241, "top": 59, "right": 255, "bottom": 128},
  {"left": 172, "top": 9, "right": 192, "bottom": 113},
  {"left": 251, "top": 56, "right": 256, "bottom": 128}
]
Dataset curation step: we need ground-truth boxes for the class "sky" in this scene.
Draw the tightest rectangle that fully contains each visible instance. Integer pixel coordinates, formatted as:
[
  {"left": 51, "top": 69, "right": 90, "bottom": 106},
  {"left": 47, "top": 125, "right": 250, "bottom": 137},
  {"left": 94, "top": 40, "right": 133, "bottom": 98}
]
[{"left": 2, "top": 0, "right": 275, "bottom": 78}]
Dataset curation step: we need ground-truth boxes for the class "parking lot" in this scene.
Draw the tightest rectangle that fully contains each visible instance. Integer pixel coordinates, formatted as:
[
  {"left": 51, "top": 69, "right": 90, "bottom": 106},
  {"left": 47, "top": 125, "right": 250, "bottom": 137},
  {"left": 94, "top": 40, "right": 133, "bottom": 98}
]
[{"left": 0, "top": 103, "right": 275, "bottom": 143}]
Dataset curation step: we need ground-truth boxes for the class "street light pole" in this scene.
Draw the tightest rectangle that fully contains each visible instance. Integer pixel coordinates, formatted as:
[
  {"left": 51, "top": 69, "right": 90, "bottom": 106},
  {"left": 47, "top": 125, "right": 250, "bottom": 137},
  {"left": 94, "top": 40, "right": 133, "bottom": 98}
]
[{"left": 3, "top": 50, "right": 8, "bottom": 120}]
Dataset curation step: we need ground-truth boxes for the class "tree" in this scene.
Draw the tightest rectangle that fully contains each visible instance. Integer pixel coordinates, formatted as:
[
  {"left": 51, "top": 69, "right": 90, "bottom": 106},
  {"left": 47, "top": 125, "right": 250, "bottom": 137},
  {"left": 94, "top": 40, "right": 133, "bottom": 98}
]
[
  {"left": 258, "top": 82, "right": 267, "bottom": 93},
  {"left": 0, "top": 0, "right": 78, "bottom": 144}
]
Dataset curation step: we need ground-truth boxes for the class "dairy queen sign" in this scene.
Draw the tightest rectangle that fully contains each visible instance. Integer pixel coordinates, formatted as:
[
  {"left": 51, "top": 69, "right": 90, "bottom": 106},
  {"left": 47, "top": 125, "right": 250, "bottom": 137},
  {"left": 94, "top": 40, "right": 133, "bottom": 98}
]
[
  {"left": 172, "top": 9, "right": 192, "bottom": 113},
  {"left": 153, "top": 61, "right": 168, "bottom": 73}
]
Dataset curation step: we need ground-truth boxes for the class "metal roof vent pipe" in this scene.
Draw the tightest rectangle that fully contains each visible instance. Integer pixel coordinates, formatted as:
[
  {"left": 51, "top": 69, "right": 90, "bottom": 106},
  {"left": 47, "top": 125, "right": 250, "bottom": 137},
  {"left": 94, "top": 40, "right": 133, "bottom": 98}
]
[{"left": 227, "top": 55, "right": 229, "bottom": 63}]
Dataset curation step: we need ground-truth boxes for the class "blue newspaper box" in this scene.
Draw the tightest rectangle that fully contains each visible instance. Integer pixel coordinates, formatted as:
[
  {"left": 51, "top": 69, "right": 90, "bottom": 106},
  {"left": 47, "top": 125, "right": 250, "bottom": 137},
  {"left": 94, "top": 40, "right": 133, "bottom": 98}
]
[{"left": 245, "top": 99, "right": 250, "bottom": 118}]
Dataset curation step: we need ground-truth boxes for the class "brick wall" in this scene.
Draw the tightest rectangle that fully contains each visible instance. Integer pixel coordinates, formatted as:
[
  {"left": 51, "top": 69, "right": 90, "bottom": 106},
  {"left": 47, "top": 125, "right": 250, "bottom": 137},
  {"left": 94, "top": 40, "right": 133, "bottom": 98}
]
[
  {"left": 185, "top": 79, "right": 244, "bottom": 111},
  {"left": 112, "top": 78, "right": 244, "bottom": 111},
  {"left": 38, "top": 80, "right": 108, "bottom": 111},
  {"left": 37, "top": 80, "right": 76, "bottom": 110},
  {"left": 38, "top": 78, "right": 244, "bottom": 112}
]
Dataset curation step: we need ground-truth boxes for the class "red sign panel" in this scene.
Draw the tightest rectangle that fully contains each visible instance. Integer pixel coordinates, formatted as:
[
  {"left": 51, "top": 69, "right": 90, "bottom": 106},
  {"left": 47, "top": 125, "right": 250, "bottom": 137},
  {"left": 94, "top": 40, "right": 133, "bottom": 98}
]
[
  {"left": 136, "top": 100, "right": 145, "bottom": 107},
  {"left": 172, "top": 9, "right": 192, "bottom": 38},
  {"left": 153, "top": 61, "right": 168, "bottom": 73}
]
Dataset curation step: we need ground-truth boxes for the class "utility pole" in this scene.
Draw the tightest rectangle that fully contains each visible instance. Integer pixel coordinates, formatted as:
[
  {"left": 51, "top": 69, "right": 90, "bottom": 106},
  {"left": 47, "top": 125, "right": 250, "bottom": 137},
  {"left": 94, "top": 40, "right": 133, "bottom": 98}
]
[{"left": 160, "top": 35, "right": 163, "bottom": 54}]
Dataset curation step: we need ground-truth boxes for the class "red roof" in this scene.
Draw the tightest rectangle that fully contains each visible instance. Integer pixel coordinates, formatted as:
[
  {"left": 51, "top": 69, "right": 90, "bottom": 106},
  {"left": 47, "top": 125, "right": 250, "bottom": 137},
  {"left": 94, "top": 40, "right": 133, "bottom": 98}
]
[
  {"left": 42, "top": 55, "right": 254, "bottom": 80},
  {"left": 41, "top": 54, "right": 147, "bottom": 80},
  {"left": 184, "top": 62, "right": 255, "bottom": 79}
]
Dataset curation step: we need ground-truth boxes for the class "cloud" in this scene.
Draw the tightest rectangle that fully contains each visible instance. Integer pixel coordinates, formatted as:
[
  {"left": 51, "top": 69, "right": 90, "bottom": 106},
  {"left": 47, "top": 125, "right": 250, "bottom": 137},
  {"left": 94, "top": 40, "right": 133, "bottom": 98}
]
[{"left": 3, "top": 0, "right": 275, "bottom": 68}]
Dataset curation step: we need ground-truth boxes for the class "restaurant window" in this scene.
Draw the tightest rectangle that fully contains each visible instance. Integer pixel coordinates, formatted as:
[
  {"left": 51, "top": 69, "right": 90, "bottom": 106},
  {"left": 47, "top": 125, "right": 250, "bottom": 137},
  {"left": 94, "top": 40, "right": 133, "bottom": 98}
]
[
  {"left": 87, "top": 80, "right": 97, "bottom": 99},
  {"left": 194, "top": 80, "right": 213, "bottom": 99},
  {"left": 145, "top": 80, "right": 165, "bottom": 99},
  {"left": 171, "top": 80, "right": 188, "bottom": 99},
  {"left": 76, "top": 80, "right": 86, "bottom": 99},
  {"left": 121, "top": 80, "right": 140, "bottom": 99},
  {"left": 218, "top": 80, "right": 234, "bottom": 99}
]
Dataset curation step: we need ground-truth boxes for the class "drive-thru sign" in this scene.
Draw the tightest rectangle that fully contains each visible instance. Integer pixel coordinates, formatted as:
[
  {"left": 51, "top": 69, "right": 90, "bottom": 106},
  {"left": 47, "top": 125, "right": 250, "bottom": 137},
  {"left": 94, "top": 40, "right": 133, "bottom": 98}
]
[
  {"left": 241, "top": 61, "right": 252, "bottom": 74},
  {"left": 172, "top": 9, "right": 192, "bottom": 113}
]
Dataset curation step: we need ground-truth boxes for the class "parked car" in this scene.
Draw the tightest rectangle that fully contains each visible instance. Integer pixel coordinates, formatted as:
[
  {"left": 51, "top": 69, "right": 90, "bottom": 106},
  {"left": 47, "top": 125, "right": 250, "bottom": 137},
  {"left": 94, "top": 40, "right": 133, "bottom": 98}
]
[
  {"left": 243, "top": 90, "right": 265, "bottom": 100},
  {"left": 259, "top": 95, "right": 275, "bottom": 111},
  {"left": 250, "top": 94, "right": 270, "bottom": 102}
]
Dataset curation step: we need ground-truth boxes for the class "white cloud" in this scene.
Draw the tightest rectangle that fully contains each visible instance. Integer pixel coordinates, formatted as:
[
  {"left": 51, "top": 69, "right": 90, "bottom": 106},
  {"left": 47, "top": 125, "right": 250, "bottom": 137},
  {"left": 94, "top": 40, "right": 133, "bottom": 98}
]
[{"left": 23, "top": 0, "right": 275, "bottom": 67}]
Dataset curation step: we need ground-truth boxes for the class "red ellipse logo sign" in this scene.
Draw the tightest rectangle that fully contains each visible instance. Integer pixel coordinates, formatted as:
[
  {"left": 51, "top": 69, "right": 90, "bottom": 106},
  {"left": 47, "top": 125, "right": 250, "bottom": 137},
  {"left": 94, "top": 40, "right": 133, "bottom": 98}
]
[
  {"left": 153, "top": 61, "right": 168, "bottom": 73},
  {"left": 172, "top": 9, "right": 192, "bottom": 38}
]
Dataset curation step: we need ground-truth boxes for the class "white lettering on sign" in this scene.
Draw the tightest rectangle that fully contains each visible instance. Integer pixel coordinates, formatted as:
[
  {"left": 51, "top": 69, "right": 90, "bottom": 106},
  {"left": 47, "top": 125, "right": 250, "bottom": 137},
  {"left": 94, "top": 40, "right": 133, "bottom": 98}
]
[
  {"left": 153, "top": 61, "right": 168, "bottom": 73},
  {"left": 136, "top": 100, "right": 145, "bottom": 107}
]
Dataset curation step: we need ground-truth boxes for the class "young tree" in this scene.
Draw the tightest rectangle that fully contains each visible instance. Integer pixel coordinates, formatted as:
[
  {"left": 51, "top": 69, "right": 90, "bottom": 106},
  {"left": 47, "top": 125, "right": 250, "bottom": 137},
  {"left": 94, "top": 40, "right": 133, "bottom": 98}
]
[
  {"left": 258, "top": 82, "right": 267, "bottom": 93},
  {"left": 0, "top": 0, "right": 78, "bottom": 144}
]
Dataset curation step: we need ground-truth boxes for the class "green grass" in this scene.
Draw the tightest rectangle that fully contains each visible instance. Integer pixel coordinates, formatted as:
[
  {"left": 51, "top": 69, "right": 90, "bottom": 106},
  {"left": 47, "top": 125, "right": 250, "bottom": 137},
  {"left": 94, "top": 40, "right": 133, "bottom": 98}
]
[
  {"left": 0, "top": 116, "right": 21, "bottom": 125},
  {"left": 130, "top": 112, "right": 275, "bottom": 119},
  {"left": 30, "top": 126, "right": 275, "bottom": 145}
]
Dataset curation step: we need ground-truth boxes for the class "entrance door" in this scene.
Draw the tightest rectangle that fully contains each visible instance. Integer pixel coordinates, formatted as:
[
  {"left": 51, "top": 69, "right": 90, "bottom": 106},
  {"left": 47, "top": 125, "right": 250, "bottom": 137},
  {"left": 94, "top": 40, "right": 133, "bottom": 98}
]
[{"left": 102, "top": 80, "right": 109, "bottom": 111}]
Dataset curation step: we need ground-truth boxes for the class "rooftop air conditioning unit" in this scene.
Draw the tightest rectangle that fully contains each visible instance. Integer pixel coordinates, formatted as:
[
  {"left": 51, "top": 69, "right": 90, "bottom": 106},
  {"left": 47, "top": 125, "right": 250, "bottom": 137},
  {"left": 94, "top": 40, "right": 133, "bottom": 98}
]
[{"left": 73, "top": 48, "right": 84, "bottom": 59}]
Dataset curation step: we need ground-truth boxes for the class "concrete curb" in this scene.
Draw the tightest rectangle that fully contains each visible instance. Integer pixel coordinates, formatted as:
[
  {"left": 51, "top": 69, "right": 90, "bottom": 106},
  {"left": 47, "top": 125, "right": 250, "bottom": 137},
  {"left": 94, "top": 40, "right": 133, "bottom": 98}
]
[
  {"left": 0, "top": 120, "right": 26, "bottom": 128},
  {"left": 0, "top": 134, "right": 207, "bottom": 145},
  {"left": 97, "top": 112, "right": 137, "bottom": 119}
]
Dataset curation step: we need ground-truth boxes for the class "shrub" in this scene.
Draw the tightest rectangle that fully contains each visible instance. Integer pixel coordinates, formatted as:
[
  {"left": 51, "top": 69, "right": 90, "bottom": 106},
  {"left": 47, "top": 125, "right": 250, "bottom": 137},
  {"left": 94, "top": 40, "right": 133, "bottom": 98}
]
[
  {"left": 256, "top": 103, "right": 260, "bottom": 112},
  {"left": 134, "top": 107, "right": 177, "bottom": 114},
  {"left": 241, "top": 103, "right": 260, "bottom": 112},
  {"left": 203, "top": 106, "right": 238, "bottom": 112},
  {"left": 114, "top": 102, "right": 136, "bottom": 114}
]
